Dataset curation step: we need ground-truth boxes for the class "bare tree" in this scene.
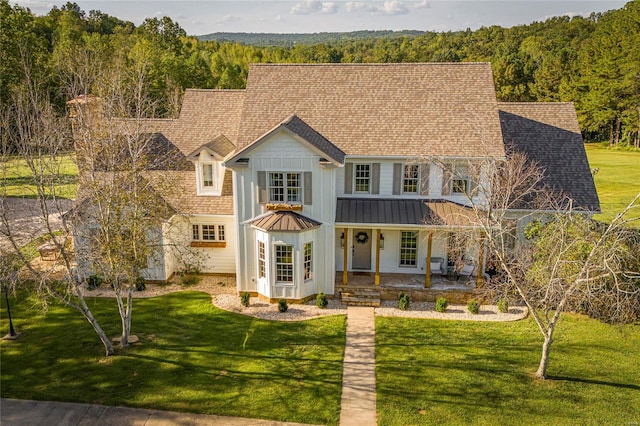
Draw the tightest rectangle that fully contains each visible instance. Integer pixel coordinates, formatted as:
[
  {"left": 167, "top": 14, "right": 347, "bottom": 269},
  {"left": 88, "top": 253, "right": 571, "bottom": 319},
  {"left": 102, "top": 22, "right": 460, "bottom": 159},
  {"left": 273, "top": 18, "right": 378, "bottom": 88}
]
[
  {"left": 425, "top": 150, "right": 640, "bottom": 379},
  {"left": 1, "top": 70, "right": 115, "bottom": 356},
  {"left": 66, "top": 50, "right": 189, "bottom": 348}
]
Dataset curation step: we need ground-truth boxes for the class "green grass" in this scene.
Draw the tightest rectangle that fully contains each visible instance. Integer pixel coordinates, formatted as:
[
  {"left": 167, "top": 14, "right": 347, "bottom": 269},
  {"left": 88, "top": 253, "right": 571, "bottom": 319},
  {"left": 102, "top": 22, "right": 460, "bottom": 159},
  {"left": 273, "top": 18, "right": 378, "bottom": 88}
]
[
  {"left": 585, "top": 144, "right": 640, "bottom": 225},
  {"left": 0, "top": 291, "right": 346, "bottom": 425},
  {"left": 1, "top": 154, "right": 78, "bottom": 199},
  {"left": 376, "top": 315, "right": 640, "bottom": 425}
]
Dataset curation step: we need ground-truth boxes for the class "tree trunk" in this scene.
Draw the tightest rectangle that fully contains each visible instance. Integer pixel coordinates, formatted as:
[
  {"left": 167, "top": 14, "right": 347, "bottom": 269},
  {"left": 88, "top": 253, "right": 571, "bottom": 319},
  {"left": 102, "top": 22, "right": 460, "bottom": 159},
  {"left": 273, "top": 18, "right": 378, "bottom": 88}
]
[
  {"left": 614, "top": 117, "right": 621, "bottom": 145},
  {"left": 609, "top": 119, "right": 615, "bottom": 147},
  {"left": 118, "top": 286, "right": 134, "bottom": 348},
  {"left": 76, "top": 290, "right": 114, "bottom": 356},
  {"left": 536, "top": 332, "right": 553, "bottom": 379}
]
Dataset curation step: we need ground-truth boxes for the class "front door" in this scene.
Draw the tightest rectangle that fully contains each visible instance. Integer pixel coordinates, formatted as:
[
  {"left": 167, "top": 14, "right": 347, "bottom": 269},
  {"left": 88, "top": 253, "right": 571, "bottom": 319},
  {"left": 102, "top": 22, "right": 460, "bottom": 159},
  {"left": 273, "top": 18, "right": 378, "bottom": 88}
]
[{"left": 352, "top": 229, "right": 372, "bottom": 270}]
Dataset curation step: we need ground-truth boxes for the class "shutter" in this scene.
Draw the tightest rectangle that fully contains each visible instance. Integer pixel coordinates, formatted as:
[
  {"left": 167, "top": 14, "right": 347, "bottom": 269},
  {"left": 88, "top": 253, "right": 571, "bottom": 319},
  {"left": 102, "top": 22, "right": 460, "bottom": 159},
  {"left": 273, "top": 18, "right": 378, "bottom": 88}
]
[
  {"left": 372, "top": 163, "right": 380, "bottom": 194},
  {"left": 441, "top": 164, "right": 451, "bottom": 196},
  {"left": 344, "top": 163, "right": 353, "bottom": 194},
  {"left": 257, "top": 171, "right": 267, "bottom": 203},
  {"left": 392, "top": 163, "right": 402, "bottom": 195},
  {"left": 420, "top": 163, "right": 430, "bottom": 196},
  {"left": 304, "top": 172, "right": 312, "bottom": 205}
]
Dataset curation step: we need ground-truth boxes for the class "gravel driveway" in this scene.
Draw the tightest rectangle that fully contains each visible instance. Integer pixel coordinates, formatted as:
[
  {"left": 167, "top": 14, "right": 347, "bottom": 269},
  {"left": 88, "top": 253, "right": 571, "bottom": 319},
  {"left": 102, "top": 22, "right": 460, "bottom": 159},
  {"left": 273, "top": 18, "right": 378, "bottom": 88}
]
[{"left": 0, "top": 197, "right": 72, "bottom": 251}]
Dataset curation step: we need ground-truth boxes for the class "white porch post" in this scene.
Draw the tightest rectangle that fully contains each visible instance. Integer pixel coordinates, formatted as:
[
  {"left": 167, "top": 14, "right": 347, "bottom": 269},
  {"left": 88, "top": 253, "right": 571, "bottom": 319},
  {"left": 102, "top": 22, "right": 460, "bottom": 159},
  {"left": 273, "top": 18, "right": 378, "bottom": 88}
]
[{"left": 342, "top": 228, "right": 349, "bottom": 285}]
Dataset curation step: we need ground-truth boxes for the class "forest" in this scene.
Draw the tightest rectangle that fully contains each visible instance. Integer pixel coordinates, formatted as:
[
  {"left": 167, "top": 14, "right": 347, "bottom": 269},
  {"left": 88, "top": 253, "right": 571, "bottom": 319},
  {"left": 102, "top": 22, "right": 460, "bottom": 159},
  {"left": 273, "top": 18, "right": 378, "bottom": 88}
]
[{"left": 1, "top": 0, "right": 639, "bottom": 146}]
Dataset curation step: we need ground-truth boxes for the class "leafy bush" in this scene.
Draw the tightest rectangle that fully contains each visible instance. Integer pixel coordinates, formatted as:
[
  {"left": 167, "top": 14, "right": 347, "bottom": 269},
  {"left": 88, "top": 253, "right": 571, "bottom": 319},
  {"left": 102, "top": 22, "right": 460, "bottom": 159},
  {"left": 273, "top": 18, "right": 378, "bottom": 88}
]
[
  {"left": 435, "top": 297, "right": 448, "bottom": 313},
  {"left": 87, "top": 274, "right": 103, "bottom": 290},
  {"left": 398, "top": 292, "right": 410, "bottom": 310},
  {"left": 240, "top": 292, "right": 250, "bottom": 307},
  {"left": 135, "top": 276, "right": 146, "bottom": 292},
  {"left": 316, "top": 292, "right": 329, "bottom": 309},
  {"left": 278, "top": 299, "right": 288, "bottom": 313},
  {"left": 468, "top": 299, "right": 480, "bottom": 314},
  {"left": 497, "top": 297, "right": 509, "bottom": 313}
]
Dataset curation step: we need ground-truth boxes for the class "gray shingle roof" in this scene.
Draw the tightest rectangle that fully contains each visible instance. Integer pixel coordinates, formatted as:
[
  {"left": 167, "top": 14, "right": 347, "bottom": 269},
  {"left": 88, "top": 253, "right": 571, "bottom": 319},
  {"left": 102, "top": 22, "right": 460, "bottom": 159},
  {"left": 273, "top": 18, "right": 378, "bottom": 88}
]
[
  {"left": 335, "top": 198, "right": 478, "bottom": 227},
  {"left": 498, "top": 103, "right": 600, "bottom": 212},
  {"left": 237, "top": 63, "right": 506, "bottom": 158},
  {"left": 250, "top": 211, "right": 322, "bottom": 232}
]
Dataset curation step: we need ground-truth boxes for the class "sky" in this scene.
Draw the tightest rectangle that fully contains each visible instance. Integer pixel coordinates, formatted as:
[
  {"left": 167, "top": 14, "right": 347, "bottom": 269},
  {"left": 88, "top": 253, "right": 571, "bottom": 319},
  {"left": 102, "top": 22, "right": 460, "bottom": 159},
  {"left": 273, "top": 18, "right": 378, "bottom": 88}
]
[{"left": 11, "top": 0, "right": 627, "bottom": 36}]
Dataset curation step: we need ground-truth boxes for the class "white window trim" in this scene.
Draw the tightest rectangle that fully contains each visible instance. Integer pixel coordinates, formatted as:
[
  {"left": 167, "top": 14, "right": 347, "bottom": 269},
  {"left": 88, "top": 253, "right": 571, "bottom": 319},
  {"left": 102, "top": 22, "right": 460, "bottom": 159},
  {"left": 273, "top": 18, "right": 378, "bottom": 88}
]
[
  {"left": 274, "top": 243, "right": 295, "bottom": 285},
  {"left": 451, "top": 177, "right": 470, "bottom": 195},
  {"left": 268, "top": 171, "right": 303, "bottom": 204},
  {"left": 196, "top": 160, "right": 224, "bottom": 196},
  {"left": 192, "top": 224, "right": 226, "bottom": 242},
  {"left": 303, "top": 241, "right": 313, "bottom": 282},
  {"left": 257, "top": 240, "right": 266, "bottom": 279},
  {"left": 402, "top": 164, "right": 420, "bottom": 194},
  {"left": 399, "top": 231, "right": 418, "bottom": 268},
  {"left": 354, "top": 163, "right": 372, "bottom": 194}
]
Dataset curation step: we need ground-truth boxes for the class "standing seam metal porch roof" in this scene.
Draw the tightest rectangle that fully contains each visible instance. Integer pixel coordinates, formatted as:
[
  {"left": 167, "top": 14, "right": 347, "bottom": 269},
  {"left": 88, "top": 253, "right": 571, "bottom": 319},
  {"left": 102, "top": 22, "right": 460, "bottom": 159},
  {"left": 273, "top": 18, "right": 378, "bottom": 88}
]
[
  {"left": 336, "top": 198, "right": 479, "bottom": 227},
  {"left": 250, "top": 210, "right": 322, "bottom": 232}
]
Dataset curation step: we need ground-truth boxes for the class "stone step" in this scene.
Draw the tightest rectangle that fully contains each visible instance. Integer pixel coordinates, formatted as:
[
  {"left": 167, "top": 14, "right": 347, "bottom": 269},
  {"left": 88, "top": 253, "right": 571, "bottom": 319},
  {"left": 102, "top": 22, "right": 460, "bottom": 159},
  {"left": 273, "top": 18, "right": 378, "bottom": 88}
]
[{"left": 342, "top": 296, "right": 381, "bottom": 307}]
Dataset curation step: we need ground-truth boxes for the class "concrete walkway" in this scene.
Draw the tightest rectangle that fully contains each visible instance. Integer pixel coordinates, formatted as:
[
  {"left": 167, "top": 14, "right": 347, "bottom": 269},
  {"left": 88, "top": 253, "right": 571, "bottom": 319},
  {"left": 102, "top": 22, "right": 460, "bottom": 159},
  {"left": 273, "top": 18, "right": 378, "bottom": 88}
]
[
  {"left": 0, "top": 399, "right": 316, "bottom": 426},
  {"left": 339, "top": 306, "right": 376, "bottom": 426}
]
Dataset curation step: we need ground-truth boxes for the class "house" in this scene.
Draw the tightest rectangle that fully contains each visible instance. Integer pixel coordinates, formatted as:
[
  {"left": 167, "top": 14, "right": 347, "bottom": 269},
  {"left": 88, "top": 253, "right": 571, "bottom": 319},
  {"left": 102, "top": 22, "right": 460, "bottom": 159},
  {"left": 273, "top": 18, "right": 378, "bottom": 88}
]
[{"left": 71, "top": 63, "right": 599, "bottom": 302}]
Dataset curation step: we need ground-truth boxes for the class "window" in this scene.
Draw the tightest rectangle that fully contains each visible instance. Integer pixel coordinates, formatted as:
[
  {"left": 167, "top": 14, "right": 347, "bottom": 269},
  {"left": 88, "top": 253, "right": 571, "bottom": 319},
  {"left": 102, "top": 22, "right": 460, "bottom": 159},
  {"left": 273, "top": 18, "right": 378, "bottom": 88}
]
[
  {"left": 304, "top": 242, "right": 313, "bottom": 281},
  {"left": 354, "top": 164, "right": 371, "bottom": 193},
  {"left": 257, "top": 241, "right": 266, "bottom": 278},
  {"left": 400, "top": 231, "right": 418, "bottom": 267},
  {"left": 192, "top": 224, "right": 225, "bottom": 241},
  {"left": 268, "top": 172, "right": 301, "bottom": 203},
  {"left": 275, "top": 245, "right": 294, "bottom": 283},
  {"left": 452, "top": 178, "right": 469, "bottom": 195},
  {"left": 202, "top": 164, "right": 214, "bottom": 187},
  {"left": 403, "top": 165, "right": 419, "bottom": 194}
]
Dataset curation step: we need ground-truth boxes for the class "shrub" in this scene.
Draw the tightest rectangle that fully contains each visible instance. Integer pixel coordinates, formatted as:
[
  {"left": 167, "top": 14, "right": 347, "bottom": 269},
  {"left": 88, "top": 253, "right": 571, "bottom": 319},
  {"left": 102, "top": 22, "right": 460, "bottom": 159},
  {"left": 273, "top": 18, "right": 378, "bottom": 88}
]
[
  {"left": 316, "top": 292, "right": 329, "bottom": 309},
  {"left": 240, "top": 292, "right": 250, "bottom": 307},
  {"left": 435, "top": 297, "right": 448, "bottom": 313},
  {"left": 278, "top": 299, "right": 288, "bottom": 313},
  {"left": 398, "top": 292, "right": 410, "bottom": 310},
  {"left": 87, "top": 274, "right": 103, "bottom": 290},
  {"left": 135, "top": 276, "right": 146, "bottom": 292},
  {"left": 468, "top": 299, "right": 480, "bottom": 314},
  {"left": 180, "top": 274, "right": 201, "bottom": 287},
  {"left": 497, "top": 297, "right": 509, "bottom": 313}
]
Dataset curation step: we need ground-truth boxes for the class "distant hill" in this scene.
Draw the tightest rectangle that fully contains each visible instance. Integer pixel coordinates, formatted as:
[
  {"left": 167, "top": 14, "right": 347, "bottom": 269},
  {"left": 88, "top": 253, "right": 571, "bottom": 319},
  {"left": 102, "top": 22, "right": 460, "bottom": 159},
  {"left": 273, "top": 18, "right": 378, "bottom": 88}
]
[{"left": 197, "top": 30, "right": 427, "bottom": 46}]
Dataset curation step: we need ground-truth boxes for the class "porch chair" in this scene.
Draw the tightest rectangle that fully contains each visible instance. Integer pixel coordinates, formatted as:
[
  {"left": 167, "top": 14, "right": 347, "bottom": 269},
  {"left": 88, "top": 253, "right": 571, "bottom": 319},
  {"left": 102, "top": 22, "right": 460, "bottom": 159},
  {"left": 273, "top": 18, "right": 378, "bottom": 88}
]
[
  {"left": 457, "top": 262, "right": 477, "bottom": 282},
  {"left": 429, "top": 257, "right": 446, "bottom": 276}
]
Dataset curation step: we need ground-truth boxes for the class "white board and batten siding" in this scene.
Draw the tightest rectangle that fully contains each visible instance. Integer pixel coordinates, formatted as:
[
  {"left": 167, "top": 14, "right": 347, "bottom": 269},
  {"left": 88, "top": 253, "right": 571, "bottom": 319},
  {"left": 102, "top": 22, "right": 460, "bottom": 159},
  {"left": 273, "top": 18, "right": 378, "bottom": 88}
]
[{"left": 233, "top": 130, "right": 338, "bottom": 296}]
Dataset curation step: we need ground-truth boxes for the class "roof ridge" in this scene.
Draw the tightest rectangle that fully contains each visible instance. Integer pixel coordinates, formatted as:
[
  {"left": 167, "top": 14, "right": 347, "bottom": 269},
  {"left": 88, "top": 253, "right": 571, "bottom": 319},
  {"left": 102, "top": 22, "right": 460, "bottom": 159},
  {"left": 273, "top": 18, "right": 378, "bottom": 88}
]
[
  {"left": 185, "top": 89, "right": 245, "bottom": 93},
  {"left": 498, "top": 102, "right": 575, "bottom": 106}
]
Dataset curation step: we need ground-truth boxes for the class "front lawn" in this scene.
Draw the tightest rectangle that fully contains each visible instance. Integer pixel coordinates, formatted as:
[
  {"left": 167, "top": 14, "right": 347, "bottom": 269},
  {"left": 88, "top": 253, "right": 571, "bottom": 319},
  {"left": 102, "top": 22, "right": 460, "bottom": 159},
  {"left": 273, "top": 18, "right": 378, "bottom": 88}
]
[
  {"left": 585, "top": 144, "right": 640, "bottom": 225},
  {"left": 1, "top": 153, "right": 78, "bottom": 199},
  {"left": 376, "top": 315, "right": 640, "bottom": 425},
  {"left": 0, "top": 291, "right": 346, "bottom": 425}
]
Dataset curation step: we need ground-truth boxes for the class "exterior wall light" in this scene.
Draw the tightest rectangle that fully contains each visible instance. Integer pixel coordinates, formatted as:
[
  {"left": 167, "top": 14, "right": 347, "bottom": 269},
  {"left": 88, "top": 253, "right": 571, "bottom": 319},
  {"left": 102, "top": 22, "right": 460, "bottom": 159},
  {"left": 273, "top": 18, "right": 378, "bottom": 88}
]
[
  {"left": 340, "top": 232, "right": 345, "bottom": 248},
  {"left": 380, "top": 233, "right": 385, "bottom": 250}
]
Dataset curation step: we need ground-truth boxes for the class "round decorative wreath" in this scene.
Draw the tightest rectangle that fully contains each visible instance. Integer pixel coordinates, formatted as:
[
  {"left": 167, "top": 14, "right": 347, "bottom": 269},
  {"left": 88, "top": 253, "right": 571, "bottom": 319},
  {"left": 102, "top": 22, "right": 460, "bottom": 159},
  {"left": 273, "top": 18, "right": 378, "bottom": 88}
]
[{"left": 355, "top": 231, "right": 369, "bottom": 244}]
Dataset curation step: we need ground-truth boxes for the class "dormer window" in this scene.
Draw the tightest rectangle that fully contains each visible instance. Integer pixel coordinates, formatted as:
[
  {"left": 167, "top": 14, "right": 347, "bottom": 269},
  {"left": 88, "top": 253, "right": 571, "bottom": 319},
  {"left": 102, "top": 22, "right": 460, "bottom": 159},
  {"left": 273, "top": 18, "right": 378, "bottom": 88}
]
[{"left": 196, "top": 159, "right": 223, "bottom": 196}]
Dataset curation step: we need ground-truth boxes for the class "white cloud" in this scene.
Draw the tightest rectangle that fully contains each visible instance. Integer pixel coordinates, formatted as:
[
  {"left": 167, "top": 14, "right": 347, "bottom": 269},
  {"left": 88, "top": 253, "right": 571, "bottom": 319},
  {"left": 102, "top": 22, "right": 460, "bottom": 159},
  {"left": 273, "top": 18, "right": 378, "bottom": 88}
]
[
  {"left": 290, "top": 1, "right": 338, "bottom": 15},
  {"left": 345, "top": 1, "right": 409, "bottom": 16},
  {"left": 413, "top": 0, "right": 430, "bottom": 10}
]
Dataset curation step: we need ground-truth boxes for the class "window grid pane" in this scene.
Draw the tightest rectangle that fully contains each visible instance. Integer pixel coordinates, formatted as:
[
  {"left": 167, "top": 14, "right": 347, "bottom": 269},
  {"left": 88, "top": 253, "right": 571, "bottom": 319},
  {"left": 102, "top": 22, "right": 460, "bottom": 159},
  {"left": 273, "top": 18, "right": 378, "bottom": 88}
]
[
  {"left": 258, "top": 241, "right": 266, "bottom": 278},
  {"left": 403, "top": 165, "right": 419, "bottom": 193},
  {"left": 202, "top": 225, "right": 216, "bottom": 240},
  {"left": 217, "top": 225, "right": 225, "bottom": 241},
  {"left": 452, "top": 179, "right": 468, "bottom": 194},
  {"left": 304, "top": 242, "right": 313, "bottom": 281},
  {"left": 276, "top": 245, "right": 293, "bottom": 282},
  {"left": 400, "top": 231, "right": 418, "bottom": 266},
  {"left": 192, "top": 225, "right": 200, "bottom": 240},
  {"left": 355, "top": 164, "right": 370, "bottom": 192}
]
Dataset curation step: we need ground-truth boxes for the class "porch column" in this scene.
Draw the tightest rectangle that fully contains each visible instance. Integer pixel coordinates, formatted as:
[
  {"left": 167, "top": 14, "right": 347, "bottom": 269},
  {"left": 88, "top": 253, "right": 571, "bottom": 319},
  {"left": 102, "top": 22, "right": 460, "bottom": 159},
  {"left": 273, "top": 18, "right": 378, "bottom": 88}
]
[
  {"left": 342, "top": 228, "right": 349, "bottom": 285},
  {"left": 476, "top": 233, "right": 485, "bottom": 288},
  {"left": 425, "top": 232, "right": 432, "bottom": 288},
  {"left": 374, "top": 229, "right": 381, "bottom": 286}
]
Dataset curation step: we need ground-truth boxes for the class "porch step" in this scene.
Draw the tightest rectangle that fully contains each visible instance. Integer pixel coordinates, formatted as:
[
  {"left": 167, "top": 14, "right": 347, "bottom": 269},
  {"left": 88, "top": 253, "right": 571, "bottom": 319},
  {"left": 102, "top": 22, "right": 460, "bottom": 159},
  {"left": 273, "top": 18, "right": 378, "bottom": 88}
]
[{"left": 341, "top": 288, "right": 381, "bottom": 307}]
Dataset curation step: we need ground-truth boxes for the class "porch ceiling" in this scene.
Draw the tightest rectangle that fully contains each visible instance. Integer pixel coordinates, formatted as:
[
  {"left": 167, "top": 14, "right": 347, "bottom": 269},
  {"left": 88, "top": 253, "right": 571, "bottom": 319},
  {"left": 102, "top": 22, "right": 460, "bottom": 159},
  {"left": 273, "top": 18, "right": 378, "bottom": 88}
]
[{"left": 335, "top": 198, "right": 479, "bottom": 228}]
